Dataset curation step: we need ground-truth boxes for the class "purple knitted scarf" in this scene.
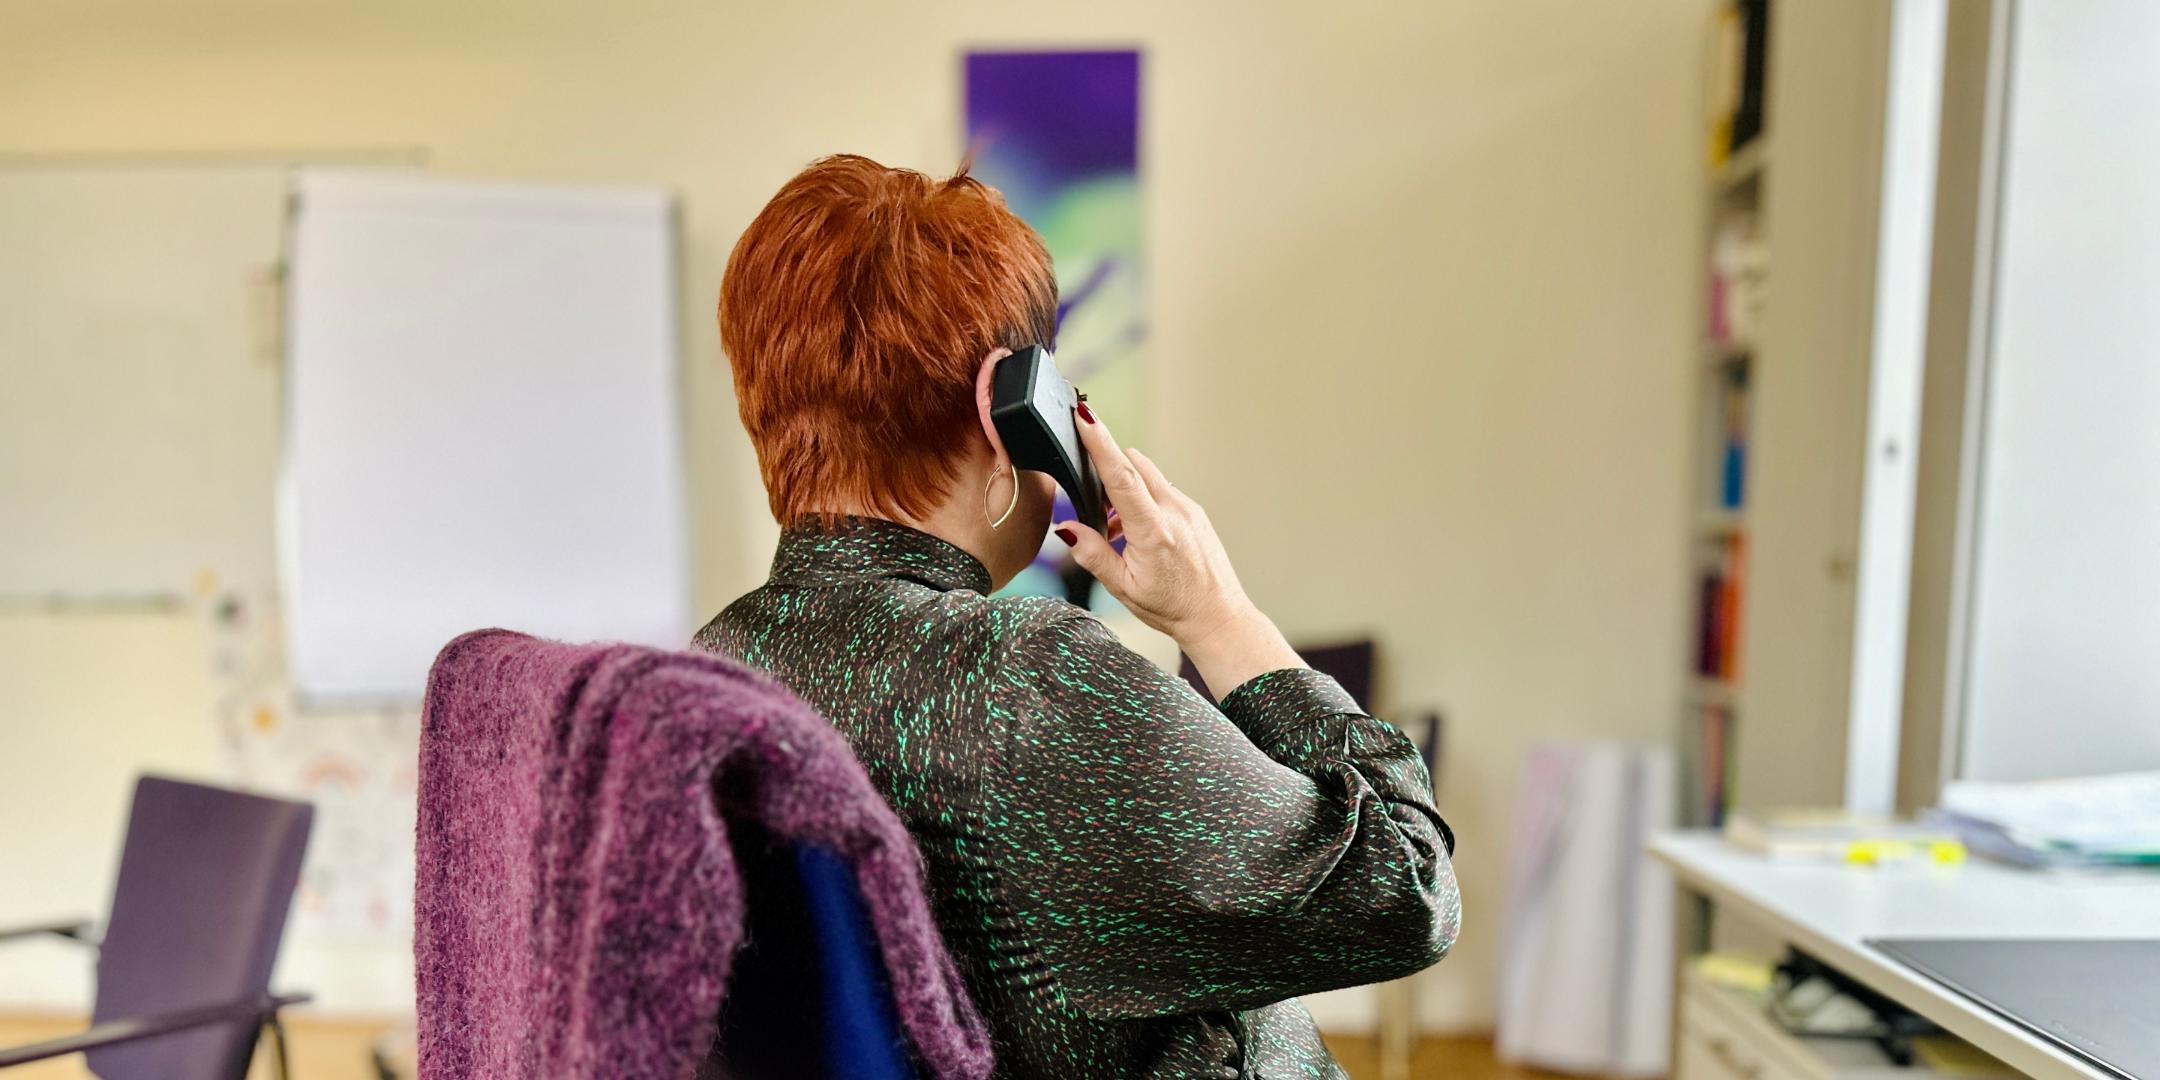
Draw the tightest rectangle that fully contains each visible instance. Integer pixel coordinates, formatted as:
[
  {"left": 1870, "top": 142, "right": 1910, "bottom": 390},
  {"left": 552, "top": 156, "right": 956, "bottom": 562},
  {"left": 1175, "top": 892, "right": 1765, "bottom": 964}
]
[{"left": 414, "top": 630, "right": 992, "bottom": 1079}]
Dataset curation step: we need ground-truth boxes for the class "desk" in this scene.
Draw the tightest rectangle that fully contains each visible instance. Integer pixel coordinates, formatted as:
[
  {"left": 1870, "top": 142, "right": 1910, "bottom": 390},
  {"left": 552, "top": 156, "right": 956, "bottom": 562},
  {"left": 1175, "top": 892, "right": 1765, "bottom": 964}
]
[{"left": 1651, "top": 831, "right": 2160, "bottom": 1080}]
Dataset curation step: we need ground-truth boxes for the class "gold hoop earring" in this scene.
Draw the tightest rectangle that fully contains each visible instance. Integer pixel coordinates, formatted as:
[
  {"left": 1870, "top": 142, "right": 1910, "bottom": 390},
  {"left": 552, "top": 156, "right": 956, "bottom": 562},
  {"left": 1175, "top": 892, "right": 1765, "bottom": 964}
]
[{"left": 983, "top": 462, "right": 1018, "bottom": 529}]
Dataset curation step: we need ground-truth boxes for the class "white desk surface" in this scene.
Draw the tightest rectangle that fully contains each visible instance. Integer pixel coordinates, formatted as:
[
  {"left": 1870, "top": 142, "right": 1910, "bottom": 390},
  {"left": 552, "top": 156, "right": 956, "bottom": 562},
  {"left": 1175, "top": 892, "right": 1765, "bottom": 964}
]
[{"left": 1650, "top": 830, "right": 2160, "bottom": 1080}]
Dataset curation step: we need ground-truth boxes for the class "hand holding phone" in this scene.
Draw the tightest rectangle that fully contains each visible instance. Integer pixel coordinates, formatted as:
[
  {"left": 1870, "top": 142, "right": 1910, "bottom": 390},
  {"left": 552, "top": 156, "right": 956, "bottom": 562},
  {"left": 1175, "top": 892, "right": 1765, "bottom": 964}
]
[{"left": 1048, "top": 397, "right": 1303, "bottom": 697}]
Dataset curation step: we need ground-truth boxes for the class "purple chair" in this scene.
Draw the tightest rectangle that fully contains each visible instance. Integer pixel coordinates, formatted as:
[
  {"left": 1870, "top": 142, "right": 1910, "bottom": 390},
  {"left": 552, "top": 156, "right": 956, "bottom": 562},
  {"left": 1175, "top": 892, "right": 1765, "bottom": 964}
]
[{"left": 0, "top": 775, "right": 314, "bottom": 1079}]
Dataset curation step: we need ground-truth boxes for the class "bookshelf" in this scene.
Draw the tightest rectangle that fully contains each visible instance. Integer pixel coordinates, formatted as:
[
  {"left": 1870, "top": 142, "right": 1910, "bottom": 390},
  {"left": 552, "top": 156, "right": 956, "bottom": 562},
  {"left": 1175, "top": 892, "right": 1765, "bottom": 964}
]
[{"left": 1688, "top": 0, "right": 1768, "bottom": 832}]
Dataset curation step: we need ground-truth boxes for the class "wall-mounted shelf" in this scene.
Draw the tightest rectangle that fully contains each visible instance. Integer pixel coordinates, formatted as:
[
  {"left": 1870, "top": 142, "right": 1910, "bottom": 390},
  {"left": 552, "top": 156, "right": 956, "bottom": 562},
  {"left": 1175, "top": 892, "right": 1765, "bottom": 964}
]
[
  {"left": 1698, "top": 508, "right": 1747, "bottom": 537},
  {"left": 1706, "top": 341, "right": 1753, "bottom": 369},
  {"left": 1691, "top": 1, "right": 1769, "bottom": 833},
  {"left": 1691, "top": 679, "right": 1737, "bottom": 709},
  {"left": 1714, "top": 138, "right": 1770, "bottom": 195}
]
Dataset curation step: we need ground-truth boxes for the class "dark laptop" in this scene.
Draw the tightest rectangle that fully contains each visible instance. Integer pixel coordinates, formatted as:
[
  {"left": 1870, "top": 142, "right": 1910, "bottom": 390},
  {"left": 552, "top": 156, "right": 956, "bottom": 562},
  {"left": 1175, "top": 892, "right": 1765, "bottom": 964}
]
[{"left": 1869, "top": 939, "right": 2160, "bottom": 1080}]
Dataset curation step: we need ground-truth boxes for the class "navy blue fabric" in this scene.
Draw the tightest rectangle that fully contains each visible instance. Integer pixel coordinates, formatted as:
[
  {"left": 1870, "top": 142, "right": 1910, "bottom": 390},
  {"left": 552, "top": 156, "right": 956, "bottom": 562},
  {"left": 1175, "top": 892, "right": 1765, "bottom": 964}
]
[{"left": 795, "top": 844, "right": 917, "bottom": 1080}]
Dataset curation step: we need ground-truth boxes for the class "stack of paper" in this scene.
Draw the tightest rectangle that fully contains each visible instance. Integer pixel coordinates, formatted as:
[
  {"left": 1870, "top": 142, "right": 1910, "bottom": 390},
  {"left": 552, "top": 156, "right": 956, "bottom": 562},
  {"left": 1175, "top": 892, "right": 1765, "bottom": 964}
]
[
  {"left": 1931, "top": 771, "right": 2160, "bottom": 868},
  {"left": 1724, "top": 810, "right": 1965, "bottom": 864}
]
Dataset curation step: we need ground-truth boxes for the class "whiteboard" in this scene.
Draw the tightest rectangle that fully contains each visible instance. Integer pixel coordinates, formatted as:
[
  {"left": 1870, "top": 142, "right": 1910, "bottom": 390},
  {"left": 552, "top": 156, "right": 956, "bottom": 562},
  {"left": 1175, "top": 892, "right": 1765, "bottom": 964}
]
[
  {"left": 1960, "top": 1, "right": 2160, "bottom": 781},
  {"left": 282, "top": 172, "right": 690, "bottom": 702},
  {"left": 0, "top": 166, "right": 288, "bottom": 597}
]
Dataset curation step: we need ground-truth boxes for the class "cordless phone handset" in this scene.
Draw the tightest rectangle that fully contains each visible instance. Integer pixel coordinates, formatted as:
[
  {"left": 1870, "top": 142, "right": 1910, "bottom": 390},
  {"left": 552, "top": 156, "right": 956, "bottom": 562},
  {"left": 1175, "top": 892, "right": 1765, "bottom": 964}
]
[{"left": 988, "top": 345, "right": 1108, "bottom": 534}]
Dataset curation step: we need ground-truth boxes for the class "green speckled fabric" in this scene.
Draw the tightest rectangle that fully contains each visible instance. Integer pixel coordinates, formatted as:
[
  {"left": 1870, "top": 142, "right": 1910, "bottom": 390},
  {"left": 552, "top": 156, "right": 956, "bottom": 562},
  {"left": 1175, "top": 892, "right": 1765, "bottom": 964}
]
[{"left": 694, "top": 517, "right": 1460, "bottom": 1079}]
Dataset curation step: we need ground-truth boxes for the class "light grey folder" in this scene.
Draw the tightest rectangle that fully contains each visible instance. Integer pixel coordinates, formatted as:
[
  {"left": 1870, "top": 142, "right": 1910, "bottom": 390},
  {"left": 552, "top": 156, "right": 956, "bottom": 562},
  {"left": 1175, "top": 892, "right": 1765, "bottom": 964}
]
[{"left": 1869, "top": 939, "right": 2160, "bottom": 1080}]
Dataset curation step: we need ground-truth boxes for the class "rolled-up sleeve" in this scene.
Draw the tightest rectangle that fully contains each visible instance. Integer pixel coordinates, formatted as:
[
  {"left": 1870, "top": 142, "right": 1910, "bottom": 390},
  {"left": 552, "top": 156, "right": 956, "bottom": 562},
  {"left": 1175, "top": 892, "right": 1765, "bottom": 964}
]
[{"left": 978, "top": 612, "right": 1461, "bottom": 1019}]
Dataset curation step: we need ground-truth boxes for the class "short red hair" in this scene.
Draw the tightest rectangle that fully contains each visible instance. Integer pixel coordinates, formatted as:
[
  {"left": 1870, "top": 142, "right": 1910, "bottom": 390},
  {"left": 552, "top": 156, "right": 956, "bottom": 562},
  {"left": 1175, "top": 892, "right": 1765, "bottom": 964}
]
[{"left": 720, "top": 154, "right": 1058, "bottom": 524}]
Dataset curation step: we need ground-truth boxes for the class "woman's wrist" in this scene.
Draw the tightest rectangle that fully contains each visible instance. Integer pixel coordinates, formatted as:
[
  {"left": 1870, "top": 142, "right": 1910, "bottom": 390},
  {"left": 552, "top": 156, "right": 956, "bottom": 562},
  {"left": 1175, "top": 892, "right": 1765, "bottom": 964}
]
[{"left": 1177, "top": 602, "right": 1304, "bottom": 701}]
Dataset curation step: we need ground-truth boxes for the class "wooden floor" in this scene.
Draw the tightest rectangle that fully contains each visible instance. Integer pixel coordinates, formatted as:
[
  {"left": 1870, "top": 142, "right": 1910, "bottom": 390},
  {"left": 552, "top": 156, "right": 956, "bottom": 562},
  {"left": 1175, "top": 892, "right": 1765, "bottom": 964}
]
[
  {"left": 0, "top": 1014, "right": 408, "bottom": 1080},
  {"left": 0, "top": 1014, "right": 1559, "bottom": 1079},
  {"left": 1323, "top": 1033, "right": 1575, "bottom": 1079}
]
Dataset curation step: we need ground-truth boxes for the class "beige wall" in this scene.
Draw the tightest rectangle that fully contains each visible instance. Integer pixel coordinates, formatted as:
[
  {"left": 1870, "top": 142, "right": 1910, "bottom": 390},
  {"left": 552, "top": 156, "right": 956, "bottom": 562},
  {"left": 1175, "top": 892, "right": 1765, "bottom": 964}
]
[{"left": 0, "top": 0, "right": 1710, "bottom": 1031}]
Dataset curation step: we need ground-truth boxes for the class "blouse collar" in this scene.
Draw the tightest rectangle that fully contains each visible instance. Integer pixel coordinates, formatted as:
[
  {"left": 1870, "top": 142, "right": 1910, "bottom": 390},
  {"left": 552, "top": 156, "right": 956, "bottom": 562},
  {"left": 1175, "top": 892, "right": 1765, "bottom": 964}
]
[{"left": 769, "top": 516, "right": 994, "bottom": 595}]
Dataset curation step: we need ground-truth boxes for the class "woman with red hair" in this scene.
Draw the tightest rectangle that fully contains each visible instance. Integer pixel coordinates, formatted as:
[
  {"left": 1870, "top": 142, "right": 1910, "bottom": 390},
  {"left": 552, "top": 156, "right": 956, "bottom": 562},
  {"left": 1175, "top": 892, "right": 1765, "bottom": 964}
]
[{"left": 697, "top": 155, "right": 1458, "bottom": 1079}]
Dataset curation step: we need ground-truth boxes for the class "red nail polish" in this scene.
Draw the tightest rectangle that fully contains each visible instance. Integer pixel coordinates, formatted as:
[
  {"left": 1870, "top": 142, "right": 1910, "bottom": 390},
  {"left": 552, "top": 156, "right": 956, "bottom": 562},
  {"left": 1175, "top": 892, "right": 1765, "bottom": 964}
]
[
  {"left": 1077, "top": 400, "right": 1096, "bottom": 425},
  {"left": 1054, "top": 526, "right": 1077, "bottom": 546}
]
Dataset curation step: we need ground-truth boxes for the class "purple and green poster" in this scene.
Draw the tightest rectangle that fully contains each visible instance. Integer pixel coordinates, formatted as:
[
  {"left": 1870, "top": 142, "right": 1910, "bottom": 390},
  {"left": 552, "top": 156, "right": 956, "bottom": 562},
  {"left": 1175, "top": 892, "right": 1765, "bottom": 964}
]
[{"left": 965, "top": 50, "right": 1146, "bottom": 444}]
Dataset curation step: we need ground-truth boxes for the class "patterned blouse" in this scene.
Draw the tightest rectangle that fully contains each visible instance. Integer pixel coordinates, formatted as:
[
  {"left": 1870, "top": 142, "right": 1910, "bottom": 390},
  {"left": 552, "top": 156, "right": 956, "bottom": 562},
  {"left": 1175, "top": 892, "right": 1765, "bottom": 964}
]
[{"left": 694, "top": 517, "right": 1460, "bottom": 1080}]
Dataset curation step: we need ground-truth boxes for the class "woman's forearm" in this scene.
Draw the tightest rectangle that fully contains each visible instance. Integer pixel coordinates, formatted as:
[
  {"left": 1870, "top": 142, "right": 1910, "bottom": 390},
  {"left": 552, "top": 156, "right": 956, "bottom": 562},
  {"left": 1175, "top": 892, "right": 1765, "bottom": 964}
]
[{"left": 1177, "top": 602, "right": 1304, "bottom": 701}]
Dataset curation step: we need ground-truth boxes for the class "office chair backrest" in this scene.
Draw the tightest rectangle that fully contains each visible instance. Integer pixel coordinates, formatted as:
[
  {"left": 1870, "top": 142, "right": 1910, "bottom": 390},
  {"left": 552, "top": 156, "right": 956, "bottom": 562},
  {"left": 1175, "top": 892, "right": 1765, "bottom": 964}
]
[
  {"left": 707, "top": 825, "right": 918, "bottom": 1080},
  {"left": 1298, "top": 640, "right": 1376, "bottom": 707},
  {"left": 87, "top": 776, "right": 313, "bottom": 1080},
  {"left": 1179, "top": 638, "right": 1377, "bottom": 707}
]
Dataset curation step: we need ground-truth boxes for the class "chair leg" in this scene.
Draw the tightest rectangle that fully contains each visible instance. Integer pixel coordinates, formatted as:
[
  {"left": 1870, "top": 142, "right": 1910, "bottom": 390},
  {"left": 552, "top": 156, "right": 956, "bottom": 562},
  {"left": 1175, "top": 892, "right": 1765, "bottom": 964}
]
[
  {"left": 265, "top": 1010, "right": 294, "bottom": 1080},
  {"left": 1377, "top": 978, "right": 1416, "bottom": 1080}
]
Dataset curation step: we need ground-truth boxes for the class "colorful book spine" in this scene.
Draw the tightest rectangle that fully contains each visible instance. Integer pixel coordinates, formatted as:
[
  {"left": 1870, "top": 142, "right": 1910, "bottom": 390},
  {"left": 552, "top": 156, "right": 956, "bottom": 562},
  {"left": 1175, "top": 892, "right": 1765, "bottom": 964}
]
[
  {"left": 1717, "top": 535, "right": 1745, "bottom": 682},
  {"left": 1700, "top": 705, "right": 1732, "bottom": 827},
  {"left": 1721, "top": 366, "right": 1749, "bottom": 509},
  {"left": 1694, "top": 535, "right": 1747, "bottom": 682}
]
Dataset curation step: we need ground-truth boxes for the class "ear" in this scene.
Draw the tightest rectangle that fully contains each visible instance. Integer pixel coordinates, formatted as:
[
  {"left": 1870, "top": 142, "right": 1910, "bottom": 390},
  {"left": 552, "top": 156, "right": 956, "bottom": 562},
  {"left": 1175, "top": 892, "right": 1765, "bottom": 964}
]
[{"left": 974, "top": 347, "right": 1013, "bottom": 461}]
